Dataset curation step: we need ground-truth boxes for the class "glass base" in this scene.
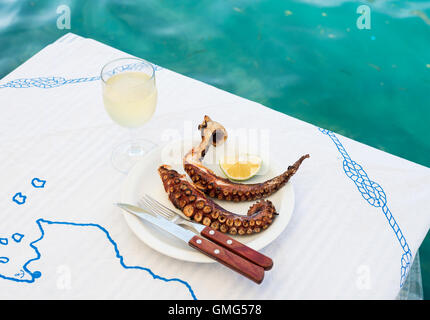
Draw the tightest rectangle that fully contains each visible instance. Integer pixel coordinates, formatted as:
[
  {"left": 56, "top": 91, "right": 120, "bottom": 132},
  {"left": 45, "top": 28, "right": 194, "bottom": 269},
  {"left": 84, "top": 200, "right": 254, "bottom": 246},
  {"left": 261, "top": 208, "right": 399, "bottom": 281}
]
[{"left": 111, "top": 139, "right": 156, "bottom": 173}]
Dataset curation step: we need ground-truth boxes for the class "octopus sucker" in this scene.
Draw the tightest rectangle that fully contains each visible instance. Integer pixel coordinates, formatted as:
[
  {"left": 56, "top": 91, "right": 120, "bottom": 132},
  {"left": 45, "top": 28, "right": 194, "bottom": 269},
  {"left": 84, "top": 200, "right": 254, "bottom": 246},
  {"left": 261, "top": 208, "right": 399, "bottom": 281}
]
[
  {"left": 184, "top": 115, "right": 309, "bottom": 201},
  {"left": 158, "top": 165, "right": 277, "bottom": 235}
]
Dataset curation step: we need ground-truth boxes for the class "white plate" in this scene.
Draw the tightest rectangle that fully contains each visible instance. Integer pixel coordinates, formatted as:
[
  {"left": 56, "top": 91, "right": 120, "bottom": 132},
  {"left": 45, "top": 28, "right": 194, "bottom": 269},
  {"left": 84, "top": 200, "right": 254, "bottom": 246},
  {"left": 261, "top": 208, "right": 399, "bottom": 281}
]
[{"left": 120, "top": 139, "right": 294, "bottom": 263}]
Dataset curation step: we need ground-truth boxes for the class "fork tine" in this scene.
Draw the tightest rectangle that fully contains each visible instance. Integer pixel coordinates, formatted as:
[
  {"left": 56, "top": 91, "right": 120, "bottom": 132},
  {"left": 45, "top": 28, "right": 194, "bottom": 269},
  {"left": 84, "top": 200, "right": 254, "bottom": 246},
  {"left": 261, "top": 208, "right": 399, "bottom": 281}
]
[
  {"left": 141, "top": 198, "right": 167, "bottom": 216},
  {"left": 142, "top": 195, "right": 177, "bottom": 219},
  {"left": 139, "top": 197, "right": 172, "bottom": 220},
  {"left": 138, "top": 197, "right": 152, "bottom": 211},
  {"left": 137, "top": 198, "right": 156, "bottom": 214},
  {"left": 143, "top": 194, "right": 177, "bottom": 218},
  {"left": 142, "top": 194, "right": 163, "bottom": 208},
  {"left": 145, "top": 194, "right": 176, "bottom": 213}
]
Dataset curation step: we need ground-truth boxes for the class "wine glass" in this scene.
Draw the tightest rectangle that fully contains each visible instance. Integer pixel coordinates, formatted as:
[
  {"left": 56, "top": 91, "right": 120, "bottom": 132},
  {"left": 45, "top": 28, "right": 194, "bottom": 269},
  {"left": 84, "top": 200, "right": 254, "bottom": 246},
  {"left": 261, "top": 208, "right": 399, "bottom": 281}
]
[{"left": 101, "top": 57, "right": 157, "bottom": 173}]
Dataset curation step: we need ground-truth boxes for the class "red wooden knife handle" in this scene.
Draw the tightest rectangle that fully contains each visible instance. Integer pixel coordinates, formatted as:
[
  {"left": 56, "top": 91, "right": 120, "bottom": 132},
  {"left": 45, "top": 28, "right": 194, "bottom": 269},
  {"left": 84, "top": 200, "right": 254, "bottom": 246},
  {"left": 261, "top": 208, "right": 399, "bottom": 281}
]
[
  {"left": 201, "top": 226, "right": 273, "bottom": 270},
  {"left": 188, "top": 235, "right": 265, "bottom": 284}
]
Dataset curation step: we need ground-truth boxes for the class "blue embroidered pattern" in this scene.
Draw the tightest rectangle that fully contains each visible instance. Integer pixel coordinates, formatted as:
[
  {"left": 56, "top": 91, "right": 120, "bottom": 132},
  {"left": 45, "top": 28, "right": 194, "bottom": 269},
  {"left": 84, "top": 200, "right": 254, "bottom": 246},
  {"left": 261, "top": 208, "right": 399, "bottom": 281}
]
[
  {"left": 0, "top": 257, "right": 9, "bottom": 264},
  {"left": 12, "top": 193, "right": 26, "bottom": 205},
  {"left": 0, "top": 76, "right": 100, "bottom": 89},
  {"left": 12, "top": 233, "right": 24, "bottom": 243},
  {"left": 0, "top": 218, "right": 197, "bottom": 300},
  {"left": 31, "top": 178, "right": 46, "bottom": 189},
  {"left": 0, "top": 62, "right": 162, "bottom": 89},
  {"left": 318, "top": 128, "right": 412, "bottom": 287}
]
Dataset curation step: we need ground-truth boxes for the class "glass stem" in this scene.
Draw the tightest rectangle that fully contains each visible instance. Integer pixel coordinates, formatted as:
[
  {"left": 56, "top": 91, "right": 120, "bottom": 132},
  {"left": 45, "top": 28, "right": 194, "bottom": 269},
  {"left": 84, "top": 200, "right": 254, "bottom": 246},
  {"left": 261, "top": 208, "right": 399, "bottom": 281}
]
[{"left": 128, "top": 128, "right": 142, "bottom": 156}]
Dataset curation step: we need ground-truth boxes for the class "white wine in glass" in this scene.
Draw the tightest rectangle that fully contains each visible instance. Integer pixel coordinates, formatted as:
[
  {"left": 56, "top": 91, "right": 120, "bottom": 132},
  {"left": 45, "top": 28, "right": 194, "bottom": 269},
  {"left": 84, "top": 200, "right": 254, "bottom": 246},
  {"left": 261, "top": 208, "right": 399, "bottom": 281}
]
[{"left": 101, "top": 58, "right": 157, "bottom": 173}]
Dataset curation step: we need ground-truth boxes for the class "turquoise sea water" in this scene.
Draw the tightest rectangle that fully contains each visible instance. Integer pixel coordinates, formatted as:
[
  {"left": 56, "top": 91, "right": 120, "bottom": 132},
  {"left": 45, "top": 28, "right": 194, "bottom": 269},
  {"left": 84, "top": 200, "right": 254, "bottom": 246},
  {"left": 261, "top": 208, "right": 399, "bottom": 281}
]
[{"left": 0, "top": 0, "right": 429, "bottom": 298}]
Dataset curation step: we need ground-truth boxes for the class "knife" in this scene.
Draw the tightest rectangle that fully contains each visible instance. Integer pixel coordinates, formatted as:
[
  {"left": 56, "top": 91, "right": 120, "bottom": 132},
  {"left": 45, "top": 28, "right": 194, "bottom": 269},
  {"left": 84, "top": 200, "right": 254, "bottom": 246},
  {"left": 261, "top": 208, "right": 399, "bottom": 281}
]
[
  {"left": 140, "top": 194, "right": 273, "bottom": 271},
  {"left": 117, "top": 203, "right": 265, "bottom": 284}
]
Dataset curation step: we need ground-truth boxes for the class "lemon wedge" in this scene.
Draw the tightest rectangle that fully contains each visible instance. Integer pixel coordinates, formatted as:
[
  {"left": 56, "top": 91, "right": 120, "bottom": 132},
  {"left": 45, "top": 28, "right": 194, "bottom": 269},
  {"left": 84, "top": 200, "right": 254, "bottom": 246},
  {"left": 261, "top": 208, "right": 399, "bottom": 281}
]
[{"left": 220, "top": 154, "right": 262, "bottom": 181}]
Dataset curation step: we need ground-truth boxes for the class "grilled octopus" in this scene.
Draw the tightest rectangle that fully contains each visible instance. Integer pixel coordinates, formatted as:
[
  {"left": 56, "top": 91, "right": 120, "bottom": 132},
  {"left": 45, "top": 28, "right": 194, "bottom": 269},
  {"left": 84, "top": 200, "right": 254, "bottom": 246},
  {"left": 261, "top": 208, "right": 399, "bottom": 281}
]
[
  {"left": 184, "top": 115, "right": 310, "bottom": 202},
  {"left": 159, "top": 165, "right": 277, "bottom": 235}
]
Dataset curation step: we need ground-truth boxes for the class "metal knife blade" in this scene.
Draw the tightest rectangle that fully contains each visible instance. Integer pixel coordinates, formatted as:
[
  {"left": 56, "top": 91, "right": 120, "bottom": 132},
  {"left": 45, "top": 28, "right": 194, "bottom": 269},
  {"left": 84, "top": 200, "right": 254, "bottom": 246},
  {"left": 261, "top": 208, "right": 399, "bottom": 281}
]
[{"left": 116, "top": 202, "right": 265, "bottom": 284}]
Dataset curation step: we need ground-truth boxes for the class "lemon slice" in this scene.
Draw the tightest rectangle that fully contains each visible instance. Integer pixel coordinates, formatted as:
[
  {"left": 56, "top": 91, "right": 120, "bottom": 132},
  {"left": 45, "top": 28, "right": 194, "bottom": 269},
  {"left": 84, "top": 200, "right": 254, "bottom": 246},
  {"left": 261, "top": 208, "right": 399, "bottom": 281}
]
[{"left": 219, "top": 154, "right": 262, "bottom": 181}]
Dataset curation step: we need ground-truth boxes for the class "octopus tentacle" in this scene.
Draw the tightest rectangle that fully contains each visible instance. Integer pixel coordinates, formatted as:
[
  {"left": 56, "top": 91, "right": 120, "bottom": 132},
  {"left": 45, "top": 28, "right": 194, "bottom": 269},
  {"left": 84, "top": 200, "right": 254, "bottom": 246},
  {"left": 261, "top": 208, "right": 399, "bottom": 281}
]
[
  {"left": 159, "top": 165, "right": 277, "bottom": 235},
  {"left": 184, "top": 115, "right": 310, "bottom": 201}
]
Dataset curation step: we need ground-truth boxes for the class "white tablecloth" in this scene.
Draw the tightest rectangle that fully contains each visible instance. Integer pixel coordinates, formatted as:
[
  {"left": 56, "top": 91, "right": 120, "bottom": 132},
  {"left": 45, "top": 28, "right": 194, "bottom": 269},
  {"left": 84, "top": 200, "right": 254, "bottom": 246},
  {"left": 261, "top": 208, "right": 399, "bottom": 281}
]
[{"left": 0, "top": 33, "right": 428, "bottom": 299}]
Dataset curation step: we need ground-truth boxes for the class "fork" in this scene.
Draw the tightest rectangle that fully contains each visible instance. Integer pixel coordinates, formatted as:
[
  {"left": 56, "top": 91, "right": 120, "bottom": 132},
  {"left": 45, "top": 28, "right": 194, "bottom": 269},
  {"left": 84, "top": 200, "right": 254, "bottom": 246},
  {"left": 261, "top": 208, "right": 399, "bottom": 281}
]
[
  {"left": 139, "top": 194, "right": 273, "bottom": 270},
  {"left": 139, "top": 194, "right": 202, "bottom": 234}
]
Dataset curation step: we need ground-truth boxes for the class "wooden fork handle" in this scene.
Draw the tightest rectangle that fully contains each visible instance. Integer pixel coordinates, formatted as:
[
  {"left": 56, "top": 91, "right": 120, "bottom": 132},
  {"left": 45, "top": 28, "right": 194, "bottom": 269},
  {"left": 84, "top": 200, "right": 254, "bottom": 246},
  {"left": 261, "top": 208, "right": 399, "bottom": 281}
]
[
  {"left": 189, "top": 235, "right": 265, "bottom": 284},
  {"left": 201, "top": 226, "right": 273, "bottom": 271}
]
